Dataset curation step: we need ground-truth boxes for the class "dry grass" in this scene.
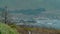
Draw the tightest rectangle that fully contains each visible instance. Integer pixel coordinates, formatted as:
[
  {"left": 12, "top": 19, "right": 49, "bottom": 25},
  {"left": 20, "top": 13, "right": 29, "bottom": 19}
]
[
  {"left": 16, "top": 27, "right": 60, "bottom": 34},
  {"left": 9, "top": 24, "right": 60, "bottom": 34}
]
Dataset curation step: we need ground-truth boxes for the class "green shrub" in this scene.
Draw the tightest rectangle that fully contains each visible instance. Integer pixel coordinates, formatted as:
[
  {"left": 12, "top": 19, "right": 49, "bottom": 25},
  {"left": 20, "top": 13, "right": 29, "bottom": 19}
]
[{"left": 0, "top": 23, "right": 19, "bottom": 34}]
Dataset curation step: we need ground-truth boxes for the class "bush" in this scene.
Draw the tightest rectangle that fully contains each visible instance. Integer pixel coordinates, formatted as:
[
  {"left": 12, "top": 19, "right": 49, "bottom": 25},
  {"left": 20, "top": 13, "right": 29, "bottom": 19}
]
[{"left": 0, "top": 23, "right": 19, "bottom": 34}]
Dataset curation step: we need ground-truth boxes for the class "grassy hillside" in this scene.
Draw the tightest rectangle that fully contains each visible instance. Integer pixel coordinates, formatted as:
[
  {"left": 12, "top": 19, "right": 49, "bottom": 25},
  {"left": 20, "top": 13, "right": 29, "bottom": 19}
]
[
  {"left": 0, "top": 23, "right": 19, "bottom": 34},
  {"left": 0, "top": 23, "right": 60, "bottom": 34}
]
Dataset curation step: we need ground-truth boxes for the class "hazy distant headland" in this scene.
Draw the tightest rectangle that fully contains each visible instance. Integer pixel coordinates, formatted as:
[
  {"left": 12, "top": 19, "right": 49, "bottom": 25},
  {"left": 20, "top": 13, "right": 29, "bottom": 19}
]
[{"left": 0, "top": 7, "right": 60, "bottom": 30}]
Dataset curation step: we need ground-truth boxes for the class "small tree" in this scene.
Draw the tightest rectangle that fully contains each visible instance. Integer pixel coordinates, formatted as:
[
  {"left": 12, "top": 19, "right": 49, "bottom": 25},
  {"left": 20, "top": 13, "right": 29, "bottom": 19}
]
[{"left": 2, "top": 6, "right": 9, "bottom": 24}]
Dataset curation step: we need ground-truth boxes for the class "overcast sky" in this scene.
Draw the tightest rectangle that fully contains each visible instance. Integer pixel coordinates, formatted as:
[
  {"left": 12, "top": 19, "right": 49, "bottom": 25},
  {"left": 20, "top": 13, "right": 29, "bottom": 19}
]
[{"left": 0, "top": 0, "right": 60, "bottom": 10}]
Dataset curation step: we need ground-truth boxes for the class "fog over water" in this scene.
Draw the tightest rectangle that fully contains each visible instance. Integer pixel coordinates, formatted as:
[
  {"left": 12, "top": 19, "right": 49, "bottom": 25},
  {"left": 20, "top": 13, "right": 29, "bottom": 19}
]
[{"left": 0, "top": 0, "right": 60, "bottom": 29}]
